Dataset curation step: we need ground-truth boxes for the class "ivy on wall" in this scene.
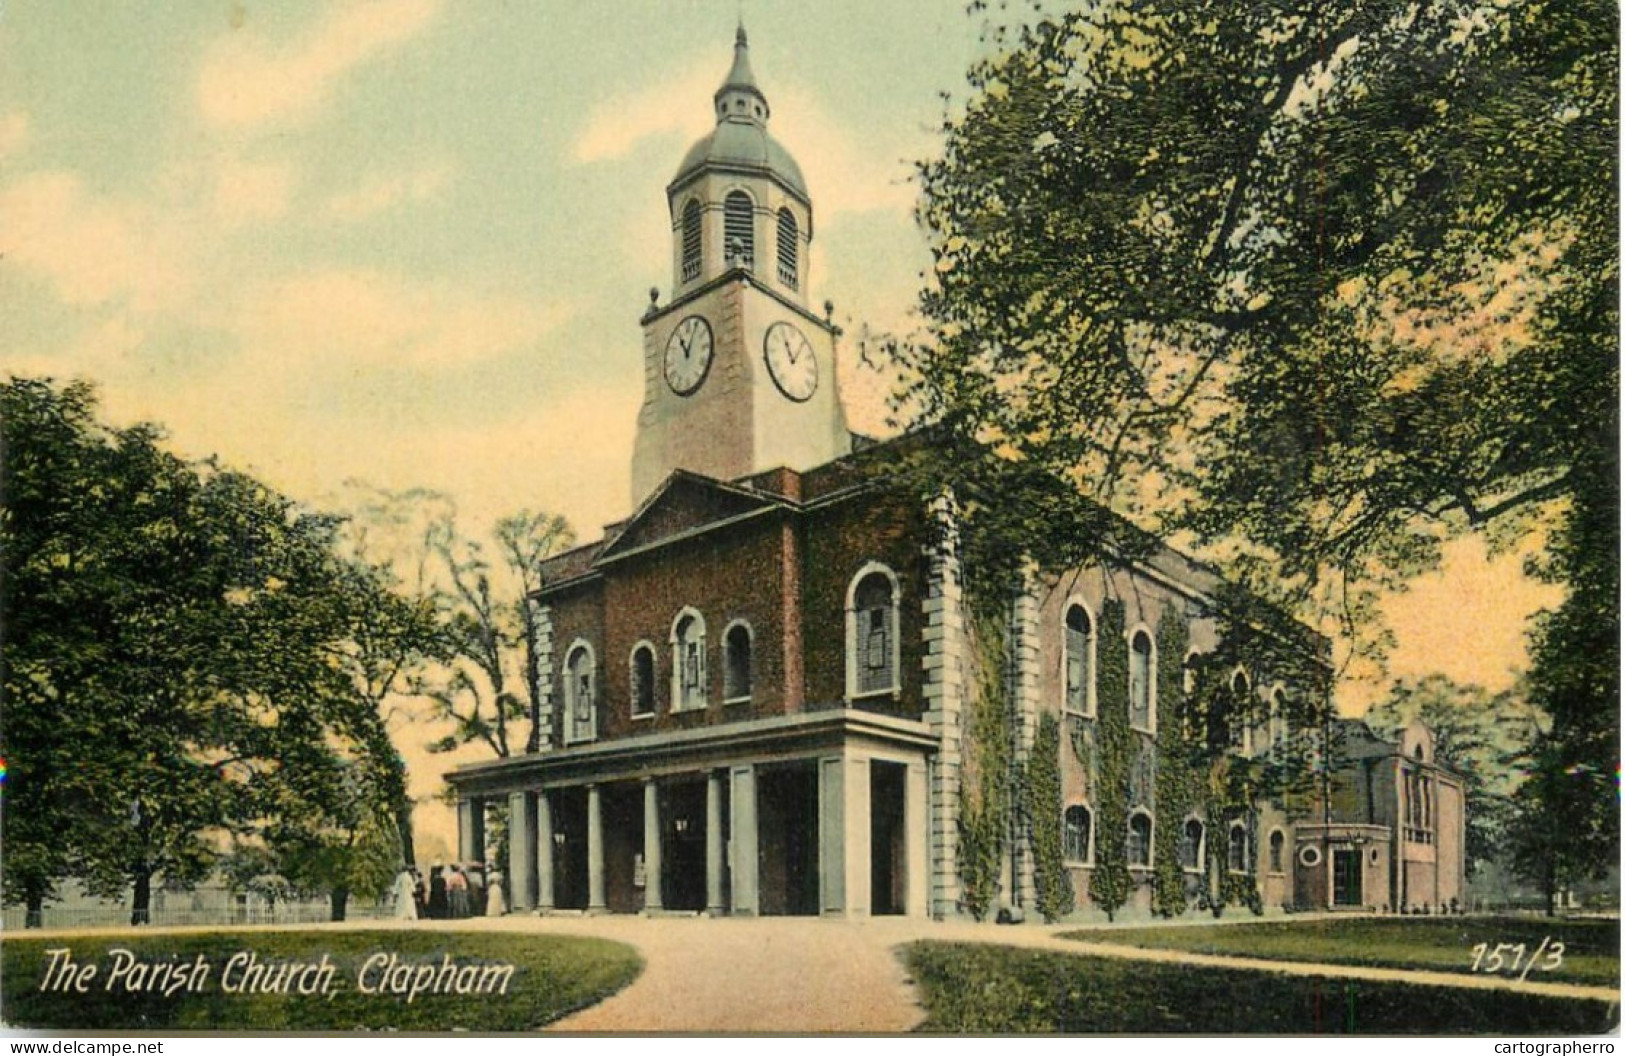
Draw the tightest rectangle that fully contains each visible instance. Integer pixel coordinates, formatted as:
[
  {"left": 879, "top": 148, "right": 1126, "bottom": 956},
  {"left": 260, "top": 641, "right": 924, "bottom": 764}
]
[
  {"left": 1089, "top": 598, "right": 1133, "bottom": 920},
  {"left": 1150, "top": 603, "right": 1198, "bottom": 917},
  {"left": 1025, "top": 711, "right": 1073, "bottom": 921},
  {"left": 957, "top": 605, "right": 1011, "bottom": 921}
]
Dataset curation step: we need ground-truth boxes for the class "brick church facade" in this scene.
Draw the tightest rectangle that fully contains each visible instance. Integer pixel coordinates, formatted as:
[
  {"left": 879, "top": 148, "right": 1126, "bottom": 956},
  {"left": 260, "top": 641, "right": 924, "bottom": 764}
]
[{"left": 443, "top": 29, "right": 1466, "bottom": 920}]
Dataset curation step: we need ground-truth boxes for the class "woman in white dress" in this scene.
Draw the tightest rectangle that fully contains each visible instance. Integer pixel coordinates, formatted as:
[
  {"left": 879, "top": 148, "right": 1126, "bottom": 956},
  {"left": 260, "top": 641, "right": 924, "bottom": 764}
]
[
  {"left": 393, "top": 867, "right": 419, "bottom": 920},
  {"left": 486, "top": 866, "right": 507, "bottom": 916}
]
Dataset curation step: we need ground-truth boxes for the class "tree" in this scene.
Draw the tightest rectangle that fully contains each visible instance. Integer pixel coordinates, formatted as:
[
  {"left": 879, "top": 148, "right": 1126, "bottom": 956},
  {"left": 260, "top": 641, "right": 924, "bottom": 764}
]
[
  {"left": 424, "top": 508, "right": 573, "bottom": 759},
  {"left": 1364, "top": 675, "right": 1543, "bottom": 877},
  {"left": 1, "top": 378, "right": 428, "bottom": 924},
  {"left": 903, "top": 0, "right": 1615, "bottom": 880}
]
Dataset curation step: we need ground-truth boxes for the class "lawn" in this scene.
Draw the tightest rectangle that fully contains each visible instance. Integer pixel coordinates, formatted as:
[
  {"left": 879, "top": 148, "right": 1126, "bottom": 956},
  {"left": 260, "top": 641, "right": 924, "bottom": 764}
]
[
  {"left": 1061, "top": 916, "right": 1620, "bottom": 987},
  {"left": 1, "top": 929, "right": 641, "bottom": 1031},
  {"left": 902, "top": 942, "right": 1619, "bottom": 1034}
]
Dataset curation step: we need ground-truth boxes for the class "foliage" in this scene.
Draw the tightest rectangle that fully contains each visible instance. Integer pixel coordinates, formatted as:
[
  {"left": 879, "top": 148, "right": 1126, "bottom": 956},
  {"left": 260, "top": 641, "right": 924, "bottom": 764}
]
[
  {"left": 0, "top": 378, "right": 433, "bottom": 922},
  {"left": 1065, "top": 917, "right": 1621, "bottom": 988},
  {"left": 903, "top": 941, "right": 1616, "bottom": 1034},
  {"left": 1087, "top": 599, "right": 1133, "bottom": 919},
  {"left": 1, "top": 931, "right": 642, "bottom": 1031},
  {"left": 957, "top": 606, "right": 1012, "bottom": 921},
  {"left": 1149, "top": 605, "right": 1195, "bottom": 916},
  {"left": 900, "top": 0, "right": 1617, "bottom": 892},
  {"left": 905, "top": 0, "right": 1615, "bottom": 630},
  {"left": 1024, "top": 711, "right": 1072, "bottom": 922},
  {"left": 423, "top": 507, "right": 574, "bottom": 758},
  {"left": 1364, "top": 675, "right": 1543, "bottom": 878},
  {"left": 1509, "top": 433, "right": 1620, "bottom": 908}
]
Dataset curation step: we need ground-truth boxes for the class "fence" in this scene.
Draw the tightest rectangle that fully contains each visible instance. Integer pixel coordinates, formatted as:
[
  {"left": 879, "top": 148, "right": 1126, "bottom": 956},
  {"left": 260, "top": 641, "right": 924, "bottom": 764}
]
[{"left": 2, "top": 898, "right": 397, "bottom": 931}]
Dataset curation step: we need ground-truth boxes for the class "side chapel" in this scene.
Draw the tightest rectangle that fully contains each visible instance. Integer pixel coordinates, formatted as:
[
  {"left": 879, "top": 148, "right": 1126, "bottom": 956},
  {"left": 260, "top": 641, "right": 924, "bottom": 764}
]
[{"left": 444, "top": 29, "right": 1466, "bottom": 920}]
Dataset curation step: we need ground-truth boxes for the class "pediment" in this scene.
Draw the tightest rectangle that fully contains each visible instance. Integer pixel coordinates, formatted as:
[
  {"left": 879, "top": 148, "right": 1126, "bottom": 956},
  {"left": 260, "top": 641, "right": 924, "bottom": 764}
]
[{"left": 596, "top": 471, "right": 782, "bottom": 564}]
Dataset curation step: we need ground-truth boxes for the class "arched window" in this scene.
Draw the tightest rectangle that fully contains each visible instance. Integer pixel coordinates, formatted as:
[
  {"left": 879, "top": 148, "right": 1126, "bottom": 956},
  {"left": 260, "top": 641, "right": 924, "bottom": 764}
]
[
  {"left": 680, "top": 199, "right": 703, "bottom": 282},
  {"left": 1064, "top": 805, "right": 1093, "bottom": 865},
  {"left": 776, "top": 208, "right": 799, "bottom": 289},
  {"left": 846, "top": 564, "right": 899, "bottom": 698},
  {"left": 1228, "top": 822, "right": 1251, "bottom": 874},
  {"left": 1268, "top": 829, "right": 1286, "bottom": 873},
  {"left": 723, "top": 191, "right": 754, "bottom": 270},
  {"left": 1063, "top": 603, "right": 1094, "bottom": 716},
  {"left": 1267, "top": 687, "right": 1288, "bottom": 752},
  {"left": 565, "top": 642, "right": 596, "bottom": 743},
  {"left": 1228, "top": 670, "right": 1252, "bottom": 753},
  {"left": 723, "top": 621, "right": 752, "bottom": 703},
  {"left": 629, "top": 643, "right": 656, "bottom": 718},
  {"left": 671, "top": 609, "right": 708, "bottom": 712},
  {"left": 1179, "top": 818, "right": 1205, "bottom": 872},
  {"left": 1128, "top": 629, "right": 1155, "bottom": 731},
  {"left": 1127, "top": 812, "right": 1153, "bottom": 869}
]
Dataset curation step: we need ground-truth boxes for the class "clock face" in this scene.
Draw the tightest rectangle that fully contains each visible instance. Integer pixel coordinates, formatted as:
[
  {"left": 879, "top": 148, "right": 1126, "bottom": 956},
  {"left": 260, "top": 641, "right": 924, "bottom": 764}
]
[
  {"left": 664, "top": 315, "right": 714, "bottom": 396},
  {"left": 763, "top": 322, "right": 818, "bottom": 402}
]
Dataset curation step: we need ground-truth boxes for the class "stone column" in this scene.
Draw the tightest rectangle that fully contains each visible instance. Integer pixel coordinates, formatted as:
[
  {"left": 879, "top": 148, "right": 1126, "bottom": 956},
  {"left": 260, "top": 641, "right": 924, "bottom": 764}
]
[
  {"left": 922, "top": 493, "right": 966, "bottom": 918},
  {"left": 905, "top": 761, "right": 929, "bottom": 917},
  {"left": 643, "top": 779, "right": 663, "bottom": 913},
  {"left": 729, "top": 765, "right": 758, "bottom": 915},
  {"left": 457, "top": 799, "right": 477, "bottom": 863},
  {"left": 705, "top": 771, "right": 725, "bottom": 915},
  {"left": 534, "top": 790, "right": 555, "bottom": 911},
  {"left": 820, "top": 753, "right": 870, "bottom": 917},
  {"left": 587, "top": 784, "right": 606, "bottom": 912},
  {"left": 508, "top": 791, "right": 535, "bottom": 911}
]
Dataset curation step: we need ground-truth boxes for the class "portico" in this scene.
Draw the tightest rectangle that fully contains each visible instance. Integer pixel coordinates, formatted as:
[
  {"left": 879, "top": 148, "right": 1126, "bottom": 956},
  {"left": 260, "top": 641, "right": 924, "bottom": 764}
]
[{"left": 447, "top": 709, "right": 935, "bottom": 919}]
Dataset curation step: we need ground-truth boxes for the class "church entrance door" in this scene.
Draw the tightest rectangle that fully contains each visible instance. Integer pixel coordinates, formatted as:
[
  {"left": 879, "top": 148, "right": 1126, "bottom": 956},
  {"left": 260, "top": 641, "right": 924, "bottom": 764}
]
[
  {"left": 869, "top": 761, "right": 907, "bottom": 915},
  {"left": 757, "top": 763, "right": 820, "bottom": 916}
]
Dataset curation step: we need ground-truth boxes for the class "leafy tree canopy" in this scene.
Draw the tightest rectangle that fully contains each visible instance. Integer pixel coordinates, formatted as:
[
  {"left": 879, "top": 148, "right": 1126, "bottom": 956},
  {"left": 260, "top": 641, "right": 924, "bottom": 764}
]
[{"left": 903, "top": 0, "right": 1615, "bottom": 646}]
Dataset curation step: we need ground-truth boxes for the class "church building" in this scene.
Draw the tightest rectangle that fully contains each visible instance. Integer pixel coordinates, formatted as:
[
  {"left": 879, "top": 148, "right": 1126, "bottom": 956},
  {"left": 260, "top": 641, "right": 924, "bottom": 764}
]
[{"left": 443, "top": 29, "right": 1466, "bottom": 921}]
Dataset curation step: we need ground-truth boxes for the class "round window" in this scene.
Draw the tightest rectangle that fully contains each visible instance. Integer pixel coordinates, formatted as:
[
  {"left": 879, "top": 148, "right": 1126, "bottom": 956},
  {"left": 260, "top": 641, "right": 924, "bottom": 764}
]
[
  {"left": 1298, "top": 845, "right": 1323, "bottom": 868},
  {"left": 1370, "top": 848, "right": 1380, "bottom": 865}
]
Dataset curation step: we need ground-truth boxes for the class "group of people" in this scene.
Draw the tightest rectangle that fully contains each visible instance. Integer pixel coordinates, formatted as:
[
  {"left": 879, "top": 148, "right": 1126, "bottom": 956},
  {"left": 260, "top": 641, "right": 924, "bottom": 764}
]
[{"left": 391, "top": 861, "right": 506, "bottom": 920}]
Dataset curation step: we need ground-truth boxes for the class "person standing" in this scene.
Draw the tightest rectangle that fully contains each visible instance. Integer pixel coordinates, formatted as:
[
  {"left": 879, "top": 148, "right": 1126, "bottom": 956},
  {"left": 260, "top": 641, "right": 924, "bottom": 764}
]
[
  {"left": 446, "top": 863, "right": 470, "bottom": 919},
  {"left": 486, "top": 865, "right": 507, "bottom": 916},
  {"left": 428, "top": 863, "right": 448, "bottom": 920},
  {"left": 393, "top": 866, "right": 419, "bottom": 920}
]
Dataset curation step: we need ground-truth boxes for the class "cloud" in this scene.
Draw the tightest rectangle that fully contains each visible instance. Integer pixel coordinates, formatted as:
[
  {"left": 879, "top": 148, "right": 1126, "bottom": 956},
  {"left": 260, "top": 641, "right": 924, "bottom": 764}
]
[
  {"left": 209, "top": 155, "right": 297, "bottom": 226},
  {"left": 197, "top": 0, "right": 441, "bottom": 131},
  {"left": 324, "top": 161, "right": 455, "bottom": 222},
  {"left": 237, "top": 268, "right": 573, "bottom": 369},
  {"left": 0, "top": 172, "right": 194, "bottom": 314},
  {"left": 770, "top": 85, "right": 919, "bottom": 219},
  {"left": 571, "top": 65, "right": 716, "bottom": 165}
]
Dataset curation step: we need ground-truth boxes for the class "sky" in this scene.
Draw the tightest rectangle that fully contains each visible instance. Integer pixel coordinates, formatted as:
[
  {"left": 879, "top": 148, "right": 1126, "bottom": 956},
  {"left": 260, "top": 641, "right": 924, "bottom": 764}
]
[{"left": 0, "top": 2, "right": 1561, "bottom": 857}]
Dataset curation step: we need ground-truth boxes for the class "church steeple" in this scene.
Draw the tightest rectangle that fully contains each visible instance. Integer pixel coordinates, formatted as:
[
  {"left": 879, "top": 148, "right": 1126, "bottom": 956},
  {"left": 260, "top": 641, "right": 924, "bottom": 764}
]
[
  {"left": 633, "top": 28, "right": 851, "bottom": 506},
  {"left": 715, "top": 24, "right": 769, "bottom": 124},
  {"left": 668, "top": 27, "right": 810, "bottom": 297}
]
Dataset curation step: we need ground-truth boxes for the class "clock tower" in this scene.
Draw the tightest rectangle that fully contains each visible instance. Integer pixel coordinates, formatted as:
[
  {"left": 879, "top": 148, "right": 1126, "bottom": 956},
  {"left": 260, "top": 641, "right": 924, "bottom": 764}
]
[{"left": 630, "top": 27, "right": 852, "bottom": 505}]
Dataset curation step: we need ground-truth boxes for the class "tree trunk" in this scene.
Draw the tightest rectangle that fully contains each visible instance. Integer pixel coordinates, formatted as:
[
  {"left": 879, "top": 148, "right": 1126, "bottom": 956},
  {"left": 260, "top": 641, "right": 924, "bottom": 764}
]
[
  {"left": 1544, "top": 861, "right": 1557, "bottom": 917},
  {"left": 330, "top": 887, "right": 349, "bottom": 922},
  {"left": 25, "top": 891, "right": 43, "bottom": 929},
  {"left": 397, "top": 799, "right": 417, "bottom": 869},
  {"left": 130, "top": 870, "right": 152, "bottom": 926}
]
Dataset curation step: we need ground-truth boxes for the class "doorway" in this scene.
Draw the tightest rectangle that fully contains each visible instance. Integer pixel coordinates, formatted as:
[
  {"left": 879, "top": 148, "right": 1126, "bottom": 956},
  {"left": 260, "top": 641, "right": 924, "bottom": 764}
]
[
  {"left": 1332, "top": 848, "right": 1362, "bottom": 906},
  {"left": 869, "top": 761, "right": 907, "bottom": 916},
  {"left": 758, "top": 763, "right": 819, "bottom": 916}
]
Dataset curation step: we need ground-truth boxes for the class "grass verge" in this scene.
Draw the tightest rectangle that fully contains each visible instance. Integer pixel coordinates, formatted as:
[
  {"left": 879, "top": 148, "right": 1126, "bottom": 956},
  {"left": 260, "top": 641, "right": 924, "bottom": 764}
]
[
  {"left": 1061, "top": 916, "right": 1620, "bottom": 987},
  {"left": 2, "top": 929, "right": 641, "bottom": 1031},
  {"left": 902, "top": 941, "right": 1619, "bottom": 1034}
]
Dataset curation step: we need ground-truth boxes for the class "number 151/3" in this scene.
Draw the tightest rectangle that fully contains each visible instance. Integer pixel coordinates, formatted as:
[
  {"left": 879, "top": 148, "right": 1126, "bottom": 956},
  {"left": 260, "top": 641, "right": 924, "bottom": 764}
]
[{"left": 1470, "top": 939, "right": 1565, "bottom": 979}]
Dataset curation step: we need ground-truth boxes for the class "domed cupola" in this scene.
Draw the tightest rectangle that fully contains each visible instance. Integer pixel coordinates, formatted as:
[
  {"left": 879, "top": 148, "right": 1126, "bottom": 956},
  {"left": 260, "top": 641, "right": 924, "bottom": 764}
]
[{"left": 668, "top": 26, "right": 813, "bottom": 301}]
